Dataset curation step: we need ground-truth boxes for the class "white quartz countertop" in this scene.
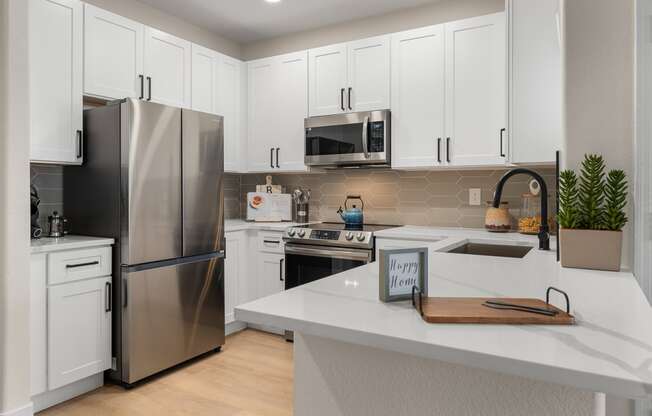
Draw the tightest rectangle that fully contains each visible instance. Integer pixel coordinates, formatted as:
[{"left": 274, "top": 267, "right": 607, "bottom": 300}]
[
  {"left": 31, "top": 235, "right": 114, "bottom": 254},
  {"left": 225, "top": 219, "right": 318, "bottom": 233},
  {"left": 236, "top": 226, "right": 652, "bottom": 399}
]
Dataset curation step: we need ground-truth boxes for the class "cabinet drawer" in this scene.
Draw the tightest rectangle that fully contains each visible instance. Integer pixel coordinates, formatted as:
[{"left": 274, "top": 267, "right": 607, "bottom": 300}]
[
  {"left": 48, "top": 246, "right": 112, "bottom": 285},
  {"left": 257, "top": 232, "right": 284, "bottom": 254}
]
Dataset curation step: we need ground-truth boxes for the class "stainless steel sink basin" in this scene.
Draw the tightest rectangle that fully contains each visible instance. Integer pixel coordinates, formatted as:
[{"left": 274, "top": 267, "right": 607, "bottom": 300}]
[{"left": 445, "top": 242, "right": 532, "bottom": 259}]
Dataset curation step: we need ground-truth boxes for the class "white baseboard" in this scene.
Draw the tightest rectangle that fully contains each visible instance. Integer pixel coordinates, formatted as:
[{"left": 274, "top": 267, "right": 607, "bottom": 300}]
[
  {"left": 226, "top": 320, "right": 247, "bottom": 336},
  {"left": 32, "top": 373, "right": 103, "bottom": 413},
  {"left": 0, "top": 402, "right": 33, "bottom": 416}
]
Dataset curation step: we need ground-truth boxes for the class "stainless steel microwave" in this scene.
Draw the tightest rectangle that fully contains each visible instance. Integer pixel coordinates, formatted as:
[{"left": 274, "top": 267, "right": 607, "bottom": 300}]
[{"left": 304, "top": 110, "right": 391, "bottom": 168}]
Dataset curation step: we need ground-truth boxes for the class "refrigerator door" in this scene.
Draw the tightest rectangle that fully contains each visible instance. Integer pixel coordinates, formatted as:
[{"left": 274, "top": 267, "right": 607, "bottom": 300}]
[
  {"left": 182, "top": 109, "right": 225, "bottom": 256},
  {"left": 121, "top": 99, "right": 182, "bottom": 265},
  {"left": 121, "top": 254, "right": 225, "bottom": 384}
]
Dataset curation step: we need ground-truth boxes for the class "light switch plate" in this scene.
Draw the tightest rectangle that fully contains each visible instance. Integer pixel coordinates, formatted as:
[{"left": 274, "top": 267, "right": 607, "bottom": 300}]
[{"left": 469, "top": 188, "right": 482, "bottom": 206}]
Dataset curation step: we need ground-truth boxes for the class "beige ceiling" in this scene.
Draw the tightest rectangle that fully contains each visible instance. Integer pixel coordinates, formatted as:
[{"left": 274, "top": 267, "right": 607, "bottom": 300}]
[{"left": 138, "top": 0, "right": 443, "bottom": 43}]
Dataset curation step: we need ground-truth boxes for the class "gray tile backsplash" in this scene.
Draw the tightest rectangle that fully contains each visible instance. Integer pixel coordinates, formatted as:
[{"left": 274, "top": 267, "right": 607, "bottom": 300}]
[
  {"left": 32, "top": 164, "right": 554, "bottom": 230},
  {"left": 31, "top": 164, "right": 64, "bottom": 228}
]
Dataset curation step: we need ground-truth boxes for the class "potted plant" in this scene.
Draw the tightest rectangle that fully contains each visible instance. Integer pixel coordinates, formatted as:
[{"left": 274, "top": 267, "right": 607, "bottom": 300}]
[{"left": 558, "top": 154, "right": 628, "bottom": 271}]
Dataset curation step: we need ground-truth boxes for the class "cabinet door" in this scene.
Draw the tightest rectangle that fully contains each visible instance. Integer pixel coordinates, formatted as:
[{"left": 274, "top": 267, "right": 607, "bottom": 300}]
[
  {"left": 347, "top": 36, "right": 390, "bottom": 112},
  {"left": 257, "top": 252, "right": 285, "bottom": 299},
  {"left": 225, "top": 232, "right": 242, "bottom": 324},
  {"left": 84, "top": 4, "right": 144, "bottom": 100},
  {"left": 30, "top": 254, "right": 47, "bottom": 396},
  {"left": 275, "top": 51, "right": 308, "bottom": 172},
  {"left": 191, "top": 44, "right": 217, "bottom": 114},
  {"left": 218, "top": 55, "right": 243, "bottom": 172},
  {"left": 308, "top": 43, "right": 348, "bottom": 116},
  {"left": 445, "top": 12, "right": 506, "bottom": 166},
  {"left": 391, "top": 26, "right": 446, "bottom": 168},
  {"left": 48, "top": 277, "right": 111, "bottom": 390},
  {"left": 29, "top": 0, "right": 83, "bottom": 165},
  {"left": 508, "top": 0, "right": 562, "bottom": 164},
  {"left": 247, "top": 58, "right": 277, "bottom": 172},
  {"left": 144, "top": 27, "right": 192, "bottom": 108}
]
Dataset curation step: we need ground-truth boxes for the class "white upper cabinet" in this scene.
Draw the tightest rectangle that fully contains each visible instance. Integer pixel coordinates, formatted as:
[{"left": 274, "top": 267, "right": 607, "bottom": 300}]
[
  {"left": 191, "top": 44, "right": 217, "bottom": 114},
  {"left": 445, "top": 12, "right": 506, "bottom": 166},
  {"left": 274, "top": 51, "right": 308, "bottom": 171},
  {"left": 248, "top": 51, "right": 308, "bottom": 172},
  {"left": 248, "top": 58, "right": 277, "bottom": 172},
  {"left": 84, "top": 4, "right": 144, "bottom": 100},
  {"left": 508, "top": 0, "right": 562, "bottom": 164},
  {"left": 347, "top": 36, "right": 391, "bottom": 112},
  {"left": 391, "top": 25, "right": 446, "bottom": 168},
  {"left": 30, "top": 0, "right": 83, "bottom": 165},
  {"left": 308, "top": 43, "right": 348, "bottom": 116},
  {"left": 144, "top": 27, "right": 192, "bottom": 108},
  {"left": 218, "top": 55, "right": 245, "bottom": 172},
  {"left": 308, "top": 37, "right": 389, "bottom": 116}
]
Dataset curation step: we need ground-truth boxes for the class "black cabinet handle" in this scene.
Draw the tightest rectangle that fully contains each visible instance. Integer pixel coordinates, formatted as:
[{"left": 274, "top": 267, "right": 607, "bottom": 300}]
[
  {"left": 437, "top": 138, "right": 441, "bottom": 163},
  {"left": 76, "top": 130, "right": 83, "bottom": 159},
  {"left": 66, "top": 261, "right": 99, "bottom": 269},
  {"left": 340, "top": 88, "right": 345, "bottom": 111},
  {"left": 500, "top": 128, "right": 506, "bottom": 157},
  {"left": 446, "top": 137, "right": 451, "bottom": 163},
  {"left": 279, "top": 259, "right": 284, "bottom": 281},
  {"left": 263, "top": 240, "right": 280, "bottom": 244},
  {"left": 146, "top": 76, "right": 152, "bottom": 101},
  {"left": 275, "top": 148, "right": 280, "bottom": 168},
  {"left": 138, "top": 74, "right": 144, "bottom": 99},
  {"left": 348, "top": 87, "right": 352, "bottom": 110},
  {"left": 270, "top": 148, "right": 274, "bottom": 168},
  {"left": 105, "top": 281, "right": 112, "bottom": 312}
]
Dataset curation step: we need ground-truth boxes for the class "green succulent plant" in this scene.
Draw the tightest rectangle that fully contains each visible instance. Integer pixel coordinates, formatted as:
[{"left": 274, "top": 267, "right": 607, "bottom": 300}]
[{"left": 558, "top": 154, "right": 628, "bottom": 231}]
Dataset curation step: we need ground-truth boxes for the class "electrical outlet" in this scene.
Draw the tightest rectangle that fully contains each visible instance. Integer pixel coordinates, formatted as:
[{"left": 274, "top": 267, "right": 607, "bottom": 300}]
[{"left": 469, "top": 188, "right": 482, "bottom": 206}]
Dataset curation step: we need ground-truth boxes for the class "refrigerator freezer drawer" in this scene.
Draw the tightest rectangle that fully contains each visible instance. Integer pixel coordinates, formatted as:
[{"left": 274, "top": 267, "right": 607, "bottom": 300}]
[{"left": 121, "top": 254, "right": 224, "bottom": 384}]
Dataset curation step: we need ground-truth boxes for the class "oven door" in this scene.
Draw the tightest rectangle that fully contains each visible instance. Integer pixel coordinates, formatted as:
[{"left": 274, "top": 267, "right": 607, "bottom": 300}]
[
  {"left": 284, "top": 244, "right": 372, "bottom": 290},
  {"left": 304, "top": 110, "right": 390, "bottom": 167}
]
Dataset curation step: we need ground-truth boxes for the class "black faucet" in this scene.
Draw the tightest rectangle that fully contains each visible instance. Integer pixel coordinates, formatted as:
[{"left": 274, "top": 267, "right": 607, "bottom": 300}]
[{"left": 492, "top": 168, "right": 550, "bottom": 251}]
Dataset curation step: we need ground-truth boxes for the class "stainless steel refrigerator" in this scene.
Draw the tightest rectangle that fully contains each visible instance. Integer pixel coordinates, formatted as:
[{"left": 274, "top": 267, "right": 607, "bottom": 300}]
[{"left": 64, "top": 98, "right": 225, "bottom": 386}]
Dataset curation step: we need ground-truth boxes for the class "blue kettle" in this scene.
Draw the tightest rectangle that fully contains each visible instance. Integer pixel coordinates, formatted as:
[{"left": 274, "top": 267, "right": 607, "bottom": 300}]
[{"left": 337, "top": 195, "right": 364, "bottom": 227}]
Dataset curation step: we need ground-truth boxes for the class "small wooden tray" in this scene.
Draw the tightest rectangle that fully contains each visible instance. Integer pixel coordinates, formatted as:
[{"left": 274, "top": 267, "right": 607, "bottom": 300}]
[{"left": 411, "top": 287, "right": 575, "bottom": 325}]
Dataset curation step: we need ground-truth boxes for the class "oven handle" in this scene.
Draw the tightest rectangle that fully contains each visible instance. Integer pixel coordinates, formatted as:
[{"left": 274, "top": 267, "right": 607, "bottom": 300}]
[
  {"left": 285, "top": 245, "right": 372, "bottom": 262},
  {"left": 362, "top": 115, "right": 370, "bottom": 159}
]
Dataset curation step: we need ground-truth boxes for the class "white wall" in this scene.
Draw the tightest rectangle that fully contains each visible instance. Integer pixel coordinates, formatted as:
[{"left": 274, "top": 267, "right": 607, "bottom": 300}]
[
  {"left": 562, "top": 0, "right": 636, "bottom": 271},
  {"left": 0, "top": 0, "right": 32, "bottom": 414},
  {"left": 84, "top": 0, "right": 242, "bottom": 59},
  {"left": 242, "top": 0, "right": 504, "bottom": 60}
]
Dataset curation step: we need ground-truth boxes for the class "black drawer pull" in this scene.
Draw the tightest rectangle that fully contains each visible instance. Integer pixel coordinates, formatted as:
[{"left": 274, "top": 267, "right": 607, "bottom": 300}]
[
  {"left": 66, "top": 261, "right": 99, "bottom": 269},
  {"left": 263, "top": 240, "right": 280, "bottom": 244},
  {"left": 105, "top": 281, "right": 112, "bottom": 312},
  {"left": 279, "top": 259, "right": 284, "bottom": 281}
]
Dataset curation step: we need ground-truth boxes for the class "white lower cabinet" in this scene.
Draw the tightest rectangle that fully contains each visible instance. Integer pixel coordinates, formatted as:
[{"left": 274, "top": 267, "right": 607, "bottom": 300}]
[
  {"left": 257, "top": 252, "right": 285, "bottom": 299},
  {"left": 48, "top": 276, "right": 111, "bottom": 390},
  {"left": 30, "top": 243, "right": 113, "bottom": 410}
]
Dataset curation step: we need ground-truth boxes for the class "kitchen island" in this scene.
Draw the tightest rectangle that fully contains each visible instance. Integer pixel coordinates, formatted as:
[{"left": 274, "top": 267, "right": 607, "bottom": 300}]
[{"left": 235, "top": 227, "right": 652, "bottom": 416}]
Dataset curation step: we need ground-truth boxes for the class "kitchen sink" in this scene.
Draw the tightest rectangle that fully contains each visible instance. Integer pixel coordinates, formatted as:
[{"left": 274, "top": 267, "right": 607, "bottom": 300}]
[{"left": 444, "top": 242, "right": 532, "bottom": 259}]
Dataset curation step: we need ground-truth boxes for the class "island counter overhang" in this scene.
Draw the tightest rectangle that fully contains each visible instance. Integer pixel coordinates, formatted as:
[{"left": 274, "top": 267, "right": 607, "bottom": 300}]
[{"left": 235, "top": 227, "right": 652, "bottom": 405}]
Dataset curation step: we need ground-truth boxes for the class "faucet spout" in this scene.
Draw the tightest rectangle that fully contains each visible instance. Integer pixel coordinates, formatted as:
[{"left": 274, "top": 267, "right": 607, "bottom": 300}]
[{"left": 493, "top": 168, "right": 550, "bottom": 250}]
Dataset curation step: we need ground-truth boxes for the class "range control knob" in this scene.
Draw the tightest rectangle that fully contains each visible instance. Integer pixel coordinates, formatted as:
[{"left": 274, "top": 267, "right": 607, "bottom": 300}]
[
  {"left": 345, "top": 232, "right": 354, "bottom": 241},
  {"left": 287, "top": 228, "right": 296, "bottom": 237},
  {"left": 356, "top": 232, "right": 366, "bottom": 242},
  {"left": 298, "top": 229, "right": 306, "bottom": 238}
]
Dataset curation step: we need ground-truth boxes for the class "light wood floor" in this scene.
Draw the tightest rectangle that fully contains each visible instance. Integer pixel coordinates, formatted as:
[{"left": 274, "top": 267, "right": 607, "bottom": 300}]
[{"left": 38, "top": 329, "right": 294, "bottom": 416}]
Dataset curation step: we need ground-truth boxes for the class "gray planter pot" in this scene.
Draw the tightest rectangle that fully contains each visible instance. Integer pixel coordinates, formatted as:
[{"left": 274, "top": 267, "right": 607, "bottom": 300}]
[{"left": 559, "top": 228, "right": 623, "bottom": 271}]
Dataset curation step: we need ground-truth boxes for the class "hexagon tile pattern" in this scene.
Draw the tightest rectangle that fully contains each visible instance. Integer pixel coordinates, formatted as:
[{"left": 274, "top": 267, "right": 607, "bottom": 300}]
[{"left": 226, "top": 168, "right": 556, "bottom": 229}]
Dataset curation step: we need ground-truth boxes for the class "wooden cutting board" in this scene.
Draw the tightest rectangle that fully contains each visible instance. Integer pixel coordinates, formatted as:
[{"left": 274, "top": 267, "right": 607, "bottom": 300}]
[{"left": 415, "top": 297, "right": 575, "bottom": 325}]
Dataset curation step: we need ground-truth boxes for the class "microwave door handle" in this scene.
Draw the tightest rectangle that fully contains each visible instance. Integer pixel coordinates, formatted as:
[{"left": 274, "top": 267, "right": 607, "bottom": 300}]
[{"left": 362, "top": 116, "right": 369, "bottom": 158}]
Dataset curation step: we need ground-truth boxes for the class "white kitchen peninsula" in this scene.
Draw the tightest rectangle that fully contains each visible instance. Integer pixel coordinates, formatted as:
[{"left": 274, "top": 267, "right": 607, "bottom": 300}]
[{"left": 236, "top": 227, "right": 652, "bottom": 416}]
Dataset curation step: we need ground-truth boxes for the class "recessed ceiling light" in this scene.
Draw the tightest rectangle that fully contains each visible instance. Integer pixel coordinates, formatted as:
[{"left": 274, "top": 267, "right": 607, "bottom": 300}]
[{"left": 265, "top": 0, "right": 281, "bottom": 3}]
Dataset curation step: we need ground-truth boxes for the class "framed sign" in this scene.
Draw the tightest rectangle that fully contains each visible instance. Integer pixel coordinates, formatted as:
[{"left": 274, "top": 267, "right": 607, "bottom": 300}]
[{"left": 379, "top": 248, "right": 428, "bottom": 302}]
